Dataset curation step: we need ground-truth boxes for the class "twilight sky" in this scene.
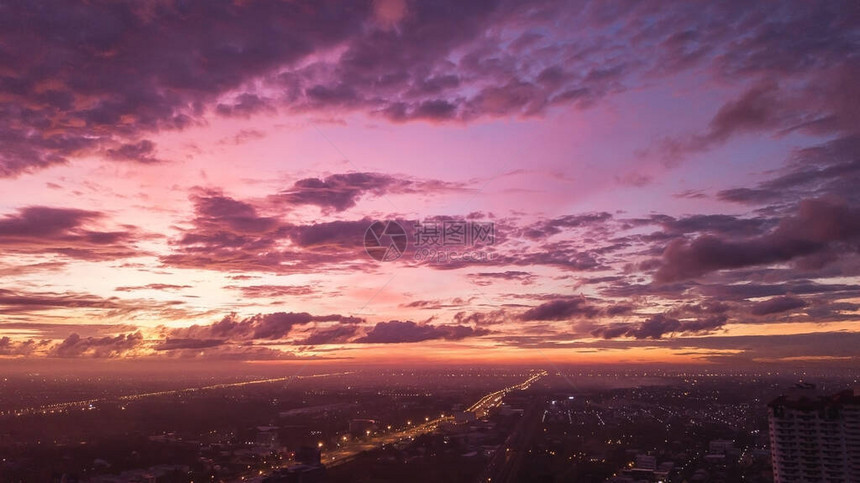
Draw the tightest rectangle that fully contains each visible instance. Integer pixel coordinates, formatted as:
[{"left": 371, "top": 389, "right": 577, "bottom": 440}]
[{"left": 1, "top": 0, "right": 859, "bottom": 366}]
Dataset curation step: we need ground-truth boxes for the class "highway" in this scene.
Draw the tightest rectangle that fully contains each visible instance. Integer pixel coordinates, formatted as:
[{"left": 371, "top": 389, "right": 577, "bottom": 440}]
[
  {"left": 0, "top": 371, "right": 353, "bottom": 418},
  {"left": 324, "top": 417, "right": 451, "bottom": 466},
  {"left": 325, "top": 370, "right": 547, "bottom": 467},
  {"left": 466, "top": 370, "right": 546, "bottom": 418}
]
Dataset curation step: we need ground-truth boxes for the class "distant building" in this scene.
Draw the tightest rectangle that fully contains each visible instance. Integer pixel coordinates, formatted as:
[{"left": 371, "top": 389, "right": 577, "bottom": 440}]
[
  {"left": 654, "top": 461, "right": 675, "bottom": 481},
  {"left": 768, "top": 386, "right": 860, "bottom": 482},
  {"left": 635, "top": 454, "right": 657, "bottom": 471},
  {"left": 612, "top": 454, "right": 668, "bottom": 481}
]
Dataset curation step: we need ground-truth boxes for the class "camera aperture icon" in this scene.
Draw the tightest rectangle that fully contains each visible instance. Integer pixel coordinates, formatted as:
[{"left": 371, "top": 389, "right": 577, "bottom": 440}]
[{"left": 364, "top": 220, "right": 408, "bottom": 261}]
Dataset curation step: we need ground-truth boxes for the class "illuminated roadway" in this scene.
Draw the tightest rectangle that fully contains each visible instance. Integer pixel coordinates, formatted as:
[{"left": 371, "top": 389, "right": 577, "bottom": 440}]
[
  {"left": 324, "top": 370, "right": 547, "bottom": 467},
  {"left": 466, "top": 370, "right": 546, "bottom": 418},
  {"left": 0, "top": 371, "right": 353, "bottom": 418}
]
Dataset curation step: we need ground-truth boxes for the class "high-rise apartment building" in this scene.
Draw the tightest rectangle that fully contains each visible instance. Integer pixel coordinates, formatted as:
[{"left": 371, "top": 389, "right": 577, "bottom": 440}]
[{"left": 768, "top": 386, "right": 860, "bottom": 482}]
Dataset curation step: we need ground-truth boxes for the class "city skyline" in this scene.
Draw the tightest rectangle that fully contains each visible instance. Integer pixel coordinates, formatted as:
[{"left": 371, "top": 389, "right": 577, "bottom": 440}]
[{"left": 1, "top": 0, "right": 860, "bottom": 367}]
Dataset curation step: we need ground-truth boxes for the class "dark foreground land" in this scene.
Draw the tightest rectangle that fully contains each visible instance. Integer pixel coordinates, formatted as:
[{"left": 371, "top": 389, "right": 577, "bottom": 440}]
[{"left": 0, "top": 364, "right": 856, "bottom": 482}]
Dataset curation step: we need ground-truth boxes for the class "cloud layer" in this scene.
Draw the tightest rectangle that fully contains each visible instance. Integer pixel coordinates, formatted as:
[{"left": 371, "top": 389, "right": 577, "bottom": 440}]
[{"left": 0, "top": 1, "right": 858, "bottom": 366}]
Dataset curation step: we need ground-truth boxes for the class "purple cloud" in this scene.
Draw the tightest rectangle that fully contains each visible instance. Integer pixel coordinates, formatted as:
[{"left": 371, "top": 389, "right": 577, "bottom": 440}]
[
  {"left": 520, "top": 298, "right": 600, "bottom": 321},
  {"left": 750, "top": 296, "right": 809, "bottom": 316},
  {"left": 0, "top": 206, "right": 141, "bottom": 260},
  {"left": 356, "top": 320, "right": 489, "bottom": 344},
  {"left": 654, "top": 198, "right": 860, "bottom": 282},
  {"left": 592, "top": 313, "right": 726, "bottom": 340},
  {"left": 272, "top": 172, "right": 467, "bottom": 213},
  {"left": 50, "top": 332, "right": 143, "bottom": 358},
  {"left": 3, "top": 1, "right": 855, "bottom": 176},
  {"left": 168, "top": 311, "right": 362, "bottom": 342}
]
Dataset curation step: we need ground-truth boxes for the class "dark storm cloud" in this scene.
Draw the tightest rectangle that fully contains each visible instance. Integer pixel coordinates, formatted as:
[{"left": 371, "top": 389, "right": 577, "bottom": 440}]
[
  {"left": 0, "top": 288, "right": 183, "bottom": 316},
  {"left": 168, "top": 184, "right": 518, "bottom": 274},
  {"left": 215, "top": 93, "right": 275, "bottom": 118},
  {"left": 50, "top": 332, "right": 143, "bottom": 358},
  {"left": 104, "top": 139, "right": 164, "bottom": 164},
  {"left": 718, "top": 134, "right": 860, "bottom": 206},
  {"left": 0, "top": 206, "right": 141, "bottom": 260},
  {"left": 518, "top": 298, "right": 642, "bottom": 323},
  {"left": 250, "top": 312, "right": 318, "bottom": 339},
  {"left": 0, "top": 0, "right": 366, "bottom": 175},
  {"left": 618, "top": 314, "right": 678, "bottom": 339},
  {"left": 453, "top": 309, "right": 508, "bottom": 326},
  {"left": 505, "top": 330, "right": 860, "bottom": 364},
  {"left": 3, "top": 1, "right": 856, "bottom": 176},
  {"left": 647, "top": 81, "right": 788, "bottom": 163},
  {"left": 356, "top": 320, "right": 489, "bottom": 344},
  {"left": 640, "top": 130, "right": 860, "bottom": 294},
  {"left": 654, "top": 214, "right": 774, "bottom": 238},
  {"left": 643, "top": 2, "right": 860, "bottom": 164},
  {"left": 716, "top": 188, "right": 783, "bottom": 205},
  {"left": 521, "top": 213, "right": 613, "bottom": 240},
  {"left": 803, "top": 301, "right": 860, "bottom": 322},
  {"left": 519, "top": 297, "right": 600, "bottom": 321},
  {"left": 605, "top": 303, "right": 635, "bottom": 316},
  {"left": 700, "top": 82, "right": 785, "bottom": 146},
  {"left": 0, "top": 337, "right": 51, "bottom": 356},
  {"left": 167, "top": 311, "right": 362, "bottom": 342},
  {"left": 274, "top": 173, "right": 407, "bottom": 212},
  {"left": 667, "top": 300, "right": 731, "bottom": 317},
  {"left": 654, "top": 198, "right": 860, "bottom": 282},
  {"left": 289, "top": 219, "right": 371, "bottom": 248},
  {"left": 163, "top": 189, "right": 381, "bottom": 273},
  {"left": 190, "top": 189, "right": 279, "bottom": 233},
  {"left": 590, "top": 313, "right": 726, "bottom": 340},
  {"left": 272, "top": 172, "right": 468, "bottom": 213},
  {"left": 750, "top": 296, "right": 809, "bottom": 316},
  {"left": 588, "top": 301, "right": 732, "bottom": 340},
  {"left": 0, "top": 206, "right": 99, "bottom": 237},
  {"left": 658, "top": 64, "right": 860, "bottom": 164}
]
